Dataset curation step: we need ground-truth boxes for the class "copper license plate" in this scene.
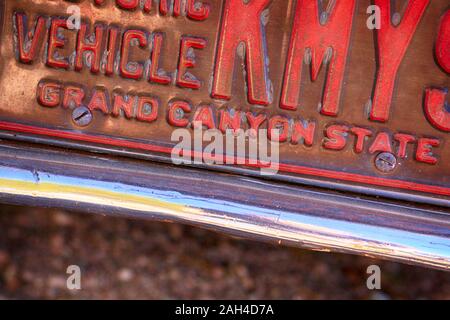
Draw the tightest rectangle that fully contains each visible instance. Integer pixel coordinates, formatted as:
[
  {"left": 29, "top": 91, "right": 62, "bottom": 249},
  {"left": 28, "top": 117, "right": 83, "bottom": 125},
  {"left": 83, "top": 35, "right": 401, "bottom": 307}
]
[{"left": 0, "top": 0, "right": 448, "bottom": 205}]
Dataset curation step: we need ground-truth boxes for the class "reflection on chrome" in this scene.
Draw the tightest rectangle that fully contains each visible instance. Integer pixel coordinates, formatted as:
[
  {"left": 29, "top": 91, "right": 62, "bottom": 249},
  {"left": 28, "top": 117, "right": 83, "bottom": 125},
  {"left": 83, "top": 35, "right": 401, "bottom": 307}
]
[{"left": 0, "top": 143, "right": 448, "bottom": 270}]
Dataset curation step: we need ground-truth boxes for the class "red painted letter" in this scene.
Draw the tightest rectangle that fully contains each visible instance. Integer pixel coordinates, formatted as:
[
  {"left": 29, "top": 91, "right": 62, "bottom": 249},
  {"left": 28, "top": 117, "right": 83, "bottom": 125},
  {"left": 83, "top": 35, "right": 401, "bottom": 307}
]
[
  {"left": 370, "top": 0, "right": 430, "bottom": 122},
  {"left": 416, "top": 138, "right": 440, "bottom": 165},
  {"left": 177, "top": 37, "right": 206, "bottom": 89},
  {"left": 168, "top": 101, "right": 191, "bottom": 127},
  {"left": 137, "top": 97, "right": 159, "bottom": 123},
  {"left": 212, "top": 0, "right": 271, "bottom": 106},
  {"left": 323, "top": 125, "right": 349, "bottom": 150},
  {"left": 149, "top": 33, "right": 171, "bottom": 85},
  {"left": 75, "top": 23, "right": 105, "bottom": 73},
  {"left": 281, "top": 0, "right": 356, "bottom": 115},
  {"left": 394, "top": 133, "right": 415, "bottom": 158},
  {"left": 116, "top": 0, "right": 139, "bottom": 10},
  {"left": 120, "top": 30, "right": 148, "bottom": 80},
  {"left": 47, "top": 19, "right": 70, "bottom": 69},
  {"left": 15, "top": 13, "right": 47, "bottom": 64},
  {"left": 424, "top": 88, "right": 450, "bottom": 132},
  {"left": 436, "top": 10, "right": 450, "bottom": 74},
  {"left": 187, "top": 0, "right": 210, "bottom": 21},
  {"left": 292, "top": 120, "right": 316, "bottom": 146},
  {"left": 105, "top": 27, "right": 119, "bottom": 76}
]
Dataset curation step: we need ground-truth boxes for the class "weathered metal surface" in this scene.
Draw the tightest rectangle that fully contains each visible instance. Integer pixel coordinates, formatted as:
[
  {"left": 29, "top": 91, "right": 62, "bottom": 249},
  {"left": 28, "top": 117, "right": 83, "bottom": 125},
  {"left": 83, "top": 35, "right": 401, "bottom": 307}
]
[{"left": 0, "top": 0, "right": 448, "bottom": 205}]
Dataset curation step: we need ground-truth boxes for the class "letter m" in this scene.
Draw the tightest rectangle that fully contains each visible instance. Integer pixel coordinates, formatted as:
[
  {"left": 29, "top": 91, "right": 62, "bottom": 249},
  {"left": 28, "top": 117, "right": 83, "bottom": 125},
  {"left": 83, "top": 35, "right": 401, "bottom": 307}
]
[
  {"left": 212, "top": 0, "right": 272, "bottom": 106},
  {"left": 281, "top": 0, "right": 356, "bottom": 116}
]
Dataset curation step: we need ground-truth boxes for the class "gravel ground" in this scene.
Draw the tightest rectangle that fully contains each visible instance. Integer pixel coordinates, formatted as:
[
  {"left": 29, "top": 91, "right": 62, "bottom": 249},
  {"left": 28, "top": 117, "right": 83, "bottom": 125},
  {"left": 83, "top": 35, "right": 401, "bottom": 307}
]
[{"left": 0, "top": 204, "right": 448, "bottom": 299}]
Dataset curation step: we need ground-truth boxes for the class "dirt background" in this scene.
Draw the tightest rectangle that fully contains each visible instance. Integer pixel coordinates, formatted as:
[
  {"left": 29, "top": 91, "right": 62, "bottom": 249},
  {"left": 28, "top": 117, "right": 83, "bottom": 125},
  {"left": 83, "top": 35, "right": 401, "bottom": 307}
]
[{"left": 0, "top": 204, "right": 448, "bottom": 300}]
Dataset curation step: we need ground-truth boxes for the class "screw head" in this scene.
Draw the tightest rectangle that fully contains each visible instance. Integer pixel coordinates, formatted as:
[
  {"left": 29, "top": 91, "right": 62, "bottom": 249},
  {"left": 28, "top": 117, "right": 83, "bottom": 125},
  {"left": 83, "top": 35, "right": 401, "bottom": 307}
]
[
  {"left": 72, "top": 106, "right": 92, "bottom": 127},
  {"left": 375, "top": 152, "right": 397, "bottom": 173}
]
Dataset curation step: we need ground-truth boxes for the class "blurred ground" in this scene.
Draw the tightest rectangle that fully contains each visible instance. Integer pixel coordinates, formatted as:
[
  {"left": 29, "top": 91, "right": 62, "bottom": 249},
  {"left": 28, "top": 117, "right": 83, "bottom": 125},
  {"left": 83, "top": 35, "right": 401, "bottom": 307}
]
[{"left": 0, "top": 204, "right": 448, "bottom": 299}]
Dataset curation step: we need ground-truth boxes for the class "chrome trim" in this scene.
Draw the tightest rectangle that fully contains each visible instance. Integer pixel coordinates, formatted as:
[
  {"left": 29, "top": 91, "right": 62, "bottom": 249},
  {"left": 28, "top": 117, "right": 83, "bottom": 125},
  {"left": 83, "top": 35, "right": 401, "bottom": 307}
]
[
  {"left": 2, "top": 131, "right": 449, "bottom": 208},
  {"left": 0, "top": 141, "right": 449, "bottom": 270}
]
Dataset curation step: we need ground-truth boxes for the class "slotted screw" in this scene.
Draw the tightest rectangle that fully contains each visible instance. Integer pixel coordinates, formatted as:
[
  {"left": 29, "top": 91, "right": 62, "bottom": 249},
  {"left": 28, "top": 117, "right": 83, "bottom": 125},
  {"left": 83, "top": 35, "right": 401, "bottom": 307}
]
[
  {"left": 72, "top": 106, "right": 93, "bottom": 127},
  {"left": 375, "top": 152, "right": 397, "bottom": 173}
]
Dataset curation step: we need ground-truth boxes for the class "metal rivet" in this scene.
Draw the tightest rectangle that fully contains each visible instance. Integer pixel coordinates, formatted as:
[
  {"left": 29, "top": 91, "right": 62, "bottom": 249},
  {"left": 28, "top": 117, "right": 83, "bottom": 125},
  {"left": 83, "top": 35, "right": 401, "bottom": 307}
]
[
  {"left": 375, "top": 152, "right": 397, "bottom": 173},
  {"left": 72, "top": 106, "right": 93, "bottom": 127}
]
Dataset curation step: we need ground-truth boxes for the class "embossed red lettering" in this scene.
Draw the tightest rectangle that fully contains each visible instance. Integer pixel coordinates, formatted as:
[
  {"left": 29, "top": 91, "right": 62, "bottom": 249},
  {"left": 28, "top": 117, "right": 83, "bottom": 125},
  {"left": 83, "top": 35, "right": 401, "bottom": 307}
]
[
  {"left": 212, "top": 0, "right": 271, "bottom": 106},
  {"left": 323, "top": 125, "right": 349, "bottom": 150},
  {"left": 88, "top": 88, "right": 110, "bottom": 114},
  {"left": 15, "top": 13, "right": 47, "bottom": 64},
  {"left": 351, "top": 127, "right": 372, "bottom": 154},
  {"left": 219, "top": 110, "right": 242, "bottom": 134},
  {"left": 105, "top": 27, "right": 119, "bottom": 76},
  {"left": 137, "top": 97, "right": 159, "bottom": 123},
  {"left": 63, "top": 85, "right": 85, "bottom": 109},
  {"left": 394, "top": 133, "right": 416, "bottom": 158},
  {"left": 112, "top": 93, "right": 135, "bottom": 118},
  {"left": 168, "top": 101, "right": 191, "bottom": 127},
  {"left": 47, "top": 19, "right": 70, "bottom": 69},
  {"left": 187, "top": 0, "right": 210, "bottom": 21},
  {"left": 436, "top": 10, "right": 450, "bottom": 73},
  {"left": 369, "top": 132, "right": 393, "bottom": 154},
  {"left": 281, "top": 0, "right": 356, "bottom": 115},
  {"left": 38, "top": 81, "right": 61, "bottom": 107},
  {"left": 193, "top": 106, "right": 215, "bottom": 129},
  {"left": 120, "top": 30, "right": 148, "bottom": 80},
  {"left": 370, "top": 0, "right": 430, "bottom": 122},
  {"left": 292, "top": 120, "right": 316, "bottom": 146},
  {"left": 116, "top": 0, "right": 139, "bottom": 10},
  {"left": 177, "top": 36, "right": 206, "bottom": 89},
  {"left": 424, "top": 88, "right": 450, "bottom": 132},
  {"left": 268, "top": 116, "right": 289, "bottom": 142},
  {"left": 246, "top": 113, "right": 267, "bottom": 135},
  {"left": 416, "top": 138, "right": 440, "bottom": 165},
  {"left": 149, "top": 33, "right": 171, "bottom": 85},
  {"left": 75, "top": 23, "right": 105, "bottom": 73}
]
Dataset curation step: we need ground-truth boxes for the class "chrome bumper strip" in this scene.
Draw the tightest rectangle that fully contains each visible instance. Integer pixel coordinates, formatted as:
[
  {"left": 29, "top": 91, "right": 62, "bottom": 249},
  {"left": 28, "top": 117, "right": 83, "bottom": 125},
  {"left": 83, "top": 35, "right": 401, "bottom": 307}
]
[{"left": 0, "top": 141, "right": 448, "bottom": 270}]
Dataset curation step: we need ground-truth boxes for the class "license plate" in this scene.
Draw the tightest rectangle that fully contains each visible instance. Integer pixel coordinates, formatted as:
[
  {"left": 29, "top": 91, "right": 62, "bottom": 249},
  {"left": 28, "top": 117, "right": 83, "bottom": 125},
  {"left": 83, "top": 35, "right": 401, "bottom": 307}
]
[{"left": 0, "top": 0, "right": 448, "bottom": 204}]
